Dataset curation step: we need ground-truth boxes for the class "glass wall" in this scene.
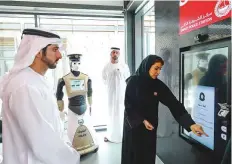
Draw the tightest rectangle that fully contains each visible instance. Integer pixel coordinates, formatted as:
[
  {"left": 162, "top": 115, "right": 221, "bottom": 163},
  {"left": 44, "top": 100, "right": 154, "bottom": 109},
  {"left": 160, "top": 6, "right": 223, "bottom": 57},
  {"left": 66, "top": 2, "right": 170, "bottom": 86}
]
[
  {"left": 143, "top": 7, "right": 155, "bottom": 58},
  {"left": 0, "top": 14, "right": 35, "bottom": 78},
  {"left": 134, "top": 0, "right": 155, "bottom": 69},
  {"left": 0, "top": 14, "right": 125, "bottom": 126}
]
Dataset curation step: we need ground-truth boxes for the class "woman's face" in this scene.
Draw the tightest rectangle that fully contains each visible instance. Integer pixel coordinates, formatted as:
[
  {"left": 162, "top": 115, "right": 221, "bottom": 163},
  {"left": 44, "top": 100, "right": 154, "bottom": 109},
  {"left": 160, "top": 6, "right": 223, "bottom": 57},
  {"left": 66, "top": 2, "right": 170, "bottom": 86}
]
[
  {"left": 219, "top": 61, "right": 227, "bottom": 75},
  {"left": 149, "top": 62, "right": 163, "bottom": 79}
]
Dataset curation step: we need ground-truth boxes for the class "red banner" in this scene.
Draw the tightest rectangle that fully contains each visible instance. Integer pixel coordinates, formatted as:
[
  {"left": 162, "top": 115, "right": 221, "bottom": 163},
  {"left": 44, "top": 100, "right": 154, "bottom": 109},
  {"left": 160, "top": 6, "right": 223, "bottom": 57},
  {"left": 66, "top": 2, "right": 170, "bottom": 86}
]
[{"left": 179, "top": 0, "right": 231, "bottom": 35}]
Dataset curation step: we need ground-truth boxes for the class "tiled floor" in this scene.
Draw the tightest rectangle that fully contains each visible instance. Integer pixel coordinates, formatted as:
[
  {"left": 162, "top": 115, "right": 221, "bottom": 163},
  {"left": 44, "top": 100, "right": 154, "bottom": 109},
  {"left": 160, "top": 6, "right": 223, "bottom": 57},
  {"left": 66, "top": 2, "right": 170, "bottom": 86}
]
[{"left": 0, "top": 132, "right": 164, "bottom": 164}]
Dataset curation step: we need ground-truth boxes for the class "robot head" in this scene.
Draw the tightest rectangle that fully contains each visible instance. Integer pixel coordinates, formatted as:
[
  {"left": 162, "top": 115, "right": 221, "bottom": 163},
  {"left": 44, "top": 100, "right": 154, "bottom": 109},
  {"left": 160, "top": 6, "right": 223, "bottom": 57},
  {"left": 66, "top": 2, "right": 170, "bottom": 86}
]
[
  {"left": 67, "top": 54, "right": 82, "bottom": 71},
  {"left": 196, "top": 53, "right": 209, "bottom": 69}
]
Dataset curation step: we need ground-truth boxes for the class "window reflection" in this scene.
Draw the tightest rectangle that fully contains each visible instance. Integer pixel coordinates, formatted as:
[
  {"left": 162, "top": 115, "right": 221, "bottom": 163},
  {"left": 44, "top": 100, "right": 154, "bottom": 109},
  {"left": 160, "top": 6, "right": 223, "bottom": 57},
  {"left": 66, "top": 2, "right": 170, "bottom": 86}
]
[{"left": 182, "top": 47, "right": 229, "bottom": 150}]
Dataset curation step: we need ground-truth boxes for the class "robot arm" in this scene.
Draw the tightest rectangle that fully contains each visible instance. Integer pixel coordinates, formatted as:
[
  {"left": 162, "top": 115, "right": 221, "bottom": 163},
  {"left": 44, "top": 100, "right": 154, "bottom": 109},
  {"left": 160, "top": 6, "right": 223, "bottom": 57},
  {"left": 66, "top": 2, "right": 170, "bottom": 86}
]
[
  {"left": 56, "top": 78, "right": 65, "bottom": 112},
  {"left": 87, "top": 78, "right": 93, "bottom": 115}
]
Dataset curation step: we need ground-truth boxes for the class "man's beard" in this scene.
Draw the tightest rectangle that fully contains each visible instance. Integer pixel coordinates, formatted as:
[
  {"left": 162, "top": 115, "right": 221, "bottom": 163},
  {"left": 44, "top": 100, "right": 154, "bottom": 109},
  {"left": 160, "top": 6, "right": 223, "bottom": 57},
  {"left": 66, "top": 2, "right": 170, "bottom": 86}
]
[
  {"left": 42, "top": 56, "right": 57, "bottom": 69},
  {"left": 112, "top": 56, "right": 118, "bottom": 61}
]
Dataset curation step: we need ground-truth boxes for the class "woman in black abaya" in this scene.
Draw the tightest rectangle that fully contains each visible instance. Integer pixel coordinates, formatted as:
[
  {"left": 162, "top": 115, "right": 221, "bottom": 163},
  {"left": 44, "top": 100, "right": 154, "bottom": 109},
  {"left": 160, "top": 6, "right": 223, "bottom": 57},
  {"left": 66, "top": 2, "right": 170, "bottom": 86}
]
[{"left": 121, "top": 55, "right": 208, "bottom": 164}]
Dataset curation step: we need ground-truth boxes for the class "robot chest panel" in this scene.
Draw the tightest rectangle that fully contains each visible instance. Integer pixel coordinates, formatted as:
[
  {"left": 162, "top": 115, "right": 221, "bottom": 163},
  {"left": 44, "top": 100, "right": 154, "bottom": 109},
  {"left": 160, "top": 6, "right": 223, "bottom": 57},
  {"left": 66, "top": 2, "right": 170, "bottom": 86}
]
[
  {"left": 64, "top": 76, "right": 88, "bottom": 97},
  {"left": 70, "top": 79, "right": 86, "bottom": 92}
]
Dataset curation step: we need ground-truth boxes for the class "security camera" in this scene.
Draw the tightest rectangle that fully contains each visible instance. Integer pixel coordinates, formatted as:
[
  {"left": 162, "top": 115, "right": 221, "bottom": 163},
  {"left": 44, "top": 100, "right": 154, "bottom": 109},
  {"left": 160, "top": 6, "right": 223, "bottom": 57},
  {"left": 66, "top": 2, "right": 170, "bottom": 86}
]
[{"left": 194, "top": 34, "right": 209, "bottom": 42}]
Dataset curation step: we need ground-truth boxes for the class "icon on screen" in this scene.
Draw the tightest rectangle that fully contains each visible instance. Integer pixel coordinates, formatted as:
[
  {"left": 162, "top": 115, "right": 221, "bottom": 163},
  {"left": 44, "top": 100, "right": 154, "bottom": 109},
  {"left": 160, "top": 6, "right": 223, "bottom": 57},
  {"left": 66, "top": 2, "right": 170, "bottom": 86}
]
[{"left": 199, "top": 92, "right": 205, "bottom": 101}]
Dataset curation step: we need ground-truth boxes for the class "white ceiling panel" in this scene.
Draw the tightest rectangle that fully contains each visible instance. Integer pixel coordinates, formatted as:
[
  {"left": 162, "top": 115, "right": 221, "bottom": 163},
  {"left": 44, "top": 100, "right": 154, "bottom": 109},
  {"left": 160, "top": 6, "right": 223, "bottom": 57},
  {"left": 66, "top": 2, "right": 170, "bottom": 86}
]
[{"left": 8, "top": 0, "right": 124, "bottom": 6}]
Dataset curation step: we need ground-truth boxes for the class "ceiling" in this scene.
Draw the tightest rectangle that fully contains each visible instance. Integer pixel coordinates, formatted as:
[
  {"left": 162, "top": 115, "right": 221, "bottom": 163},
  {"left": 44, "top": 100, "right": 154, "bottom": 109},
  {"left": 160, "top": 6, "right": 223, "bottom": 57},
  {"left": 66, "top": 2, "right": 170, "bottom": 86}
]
[
  {"left": 7, "top": 0, "right": 124, "bottom": 6},
  {"left": 0, "top": 0, "right": 124, "bottom": 17}
]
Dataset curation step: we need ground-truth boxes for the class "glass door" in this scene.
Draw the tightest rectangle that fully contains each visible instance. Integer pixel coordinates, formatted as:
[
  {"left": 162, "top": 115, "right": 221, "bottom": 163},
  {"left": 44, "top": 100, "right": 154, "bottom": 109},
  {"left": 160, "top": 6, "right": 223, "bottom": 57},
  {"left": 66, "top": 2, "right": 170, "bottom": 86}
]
[
  {"left": 143, "top": 7, "right": 155, "bottom": 58},
  {"left": 38, "top": 15, "right": 125, "bottom": 126},
  {"left": 134, "top": 0, "right": 155, "bottom": 70}
]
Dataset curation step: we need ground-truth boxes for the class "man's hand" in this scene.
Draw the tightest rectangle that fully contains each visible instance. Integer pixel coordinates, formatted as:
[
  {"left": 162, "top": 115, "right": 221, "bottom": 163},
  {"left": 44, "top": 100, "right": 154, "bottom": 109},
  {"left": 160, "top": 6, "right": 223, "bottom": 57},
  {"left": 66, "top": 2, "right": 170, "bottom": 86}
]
[
  {"left": 190, "top": 124, "right": 209, "bottom": 137},
  {"left": 143, "top": 120, "right": 154, "bottom": 131}
]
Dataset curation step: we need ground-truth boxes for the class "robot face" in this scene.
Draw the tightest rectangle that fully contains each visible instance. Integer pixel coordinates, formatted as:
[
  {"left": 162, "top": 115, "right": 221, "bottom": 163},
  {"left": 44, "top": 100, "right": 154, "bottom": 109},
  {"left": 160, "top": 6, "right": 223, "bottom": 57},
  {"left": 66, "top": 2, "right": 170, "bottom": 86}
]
[
  {"left": 198, "top": 59, "right": 208, "bottom": 68},
  {"left": 71, "top": 61, "right": 81, "bottom": 71}
]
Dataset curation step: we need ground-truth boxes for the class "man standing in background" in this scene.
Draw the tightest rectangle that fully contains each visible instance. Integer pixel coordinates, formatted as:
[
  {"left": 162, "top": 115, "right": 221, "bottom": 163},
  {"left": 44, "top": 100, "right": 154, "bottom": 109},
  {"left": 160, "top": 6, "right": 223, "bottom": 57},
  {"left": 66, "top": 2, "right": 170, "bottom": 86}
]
[{"left": 102, "top": 47, "right": 130, "bottom": 143}]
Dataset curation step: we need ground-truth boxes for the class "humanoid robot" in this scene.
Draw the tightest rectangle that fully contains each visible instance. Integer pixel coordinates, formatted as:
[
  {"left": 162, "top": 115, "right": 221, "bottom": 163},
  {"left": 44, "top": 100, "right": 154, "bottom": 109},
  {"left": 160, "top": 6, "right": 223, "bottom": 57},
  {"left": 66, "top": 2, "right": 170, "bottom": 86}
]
[
  {"left": 184, "top": 52, "right": 209, "bottom": 115},
  {"left": 56, "top": 54, "right": 98, "bottom": 156}
]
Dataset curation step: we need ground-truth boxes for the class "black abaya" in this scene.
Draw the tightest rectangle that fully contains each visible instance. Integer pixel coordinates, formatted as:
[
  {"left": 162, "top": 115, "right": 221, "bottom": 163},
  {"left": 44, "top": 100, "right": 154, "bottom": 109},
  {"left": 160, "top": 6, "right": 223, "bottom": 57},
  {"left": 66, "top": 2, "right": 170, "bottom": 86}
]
[
  {"left": 121, "top": 75, "right": 195, "bottom": 164},
  {"left": 121, "top": 55, "right": 195, "bottom": 164}
]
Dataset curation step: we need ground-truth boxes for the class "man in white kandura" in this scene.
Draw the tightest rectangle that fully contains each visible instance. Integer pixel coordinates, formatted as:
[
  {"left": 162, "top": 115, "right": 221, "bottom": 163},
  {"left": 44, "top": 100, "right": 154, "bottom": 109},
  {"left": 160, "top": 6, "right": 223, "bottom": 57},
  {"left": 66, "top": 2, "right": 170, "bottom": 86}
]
[
  {"left": 0, "top": 28, "right": 80, "bottom": 164},
  {"left": 102, "top": 47, "right": 130, "bottom": 143}
]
